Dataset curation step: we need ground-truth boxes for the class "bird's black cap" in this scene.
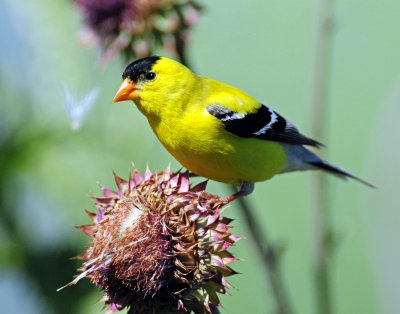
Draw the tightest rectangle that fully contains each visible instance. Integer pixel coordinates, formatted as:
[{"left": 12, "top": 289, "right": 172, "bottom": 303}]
[{"left": 122, "top": 56, "right": 161, "bottom": 82}]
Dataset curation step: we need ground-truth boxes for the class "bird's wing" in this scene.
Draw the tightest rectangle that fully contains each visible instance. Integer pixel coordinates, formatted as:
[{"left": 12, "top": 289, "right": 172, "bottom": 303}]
[{"left": 206, "top": 104, "right": 323, "bottom": 147}]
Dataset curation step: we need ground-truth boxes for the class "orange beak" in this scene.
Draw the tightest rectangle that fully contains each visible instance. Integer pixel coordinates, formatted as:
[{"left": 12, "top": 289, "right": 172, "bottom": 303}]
[{"left": 112, "top": 78, "right": 139, "bottom": 103}]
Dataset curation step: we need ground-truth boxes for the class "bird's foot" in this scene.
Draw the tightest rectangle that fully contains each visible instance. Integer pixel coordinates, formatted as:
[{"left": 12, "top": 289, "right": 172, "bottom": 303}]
[{"left": 225, "top": 182, "right": 254, "bottom": 203}]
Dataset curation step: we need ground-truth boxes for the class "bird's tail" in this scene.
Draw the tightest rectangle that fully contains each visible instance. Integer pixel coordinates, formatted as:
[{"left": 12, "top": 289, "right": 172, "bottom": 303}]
[
  {"left": 280, "top": 144, "right": 375, "bottom": 188},
  {"left": 307, "top": 160, "right": 375, "bottom": 188}
]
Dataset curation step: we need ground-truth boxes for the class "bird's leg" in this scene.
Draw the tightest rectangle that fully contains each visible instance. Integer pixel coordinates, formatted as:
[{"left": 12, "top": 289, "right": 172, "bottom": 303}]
[
  {"left": 188, "top": 171, "right": 199, "bottom": 178},
  {"left": 225, "top": 181, "right": 255, "bottom": 202}
]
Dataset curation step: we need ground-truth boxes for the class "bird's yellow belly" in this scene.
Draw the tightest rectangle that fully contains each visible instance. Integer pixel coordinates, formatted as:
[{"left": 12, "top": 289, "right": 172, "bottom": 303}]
[
  {"left": 172, "top": 141, "right": 286, "bottom": 185},
  {"left": 151, "top": 117, "right": 287, "bottom": 185}
]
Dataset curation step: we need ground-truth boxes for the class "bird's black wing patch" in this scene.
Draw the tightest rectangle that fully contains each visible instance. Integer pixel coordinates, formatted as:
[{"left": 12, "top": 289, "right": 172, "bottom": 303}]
[{"left": 206, "top": 104, "right": 323, "bottom": 147}]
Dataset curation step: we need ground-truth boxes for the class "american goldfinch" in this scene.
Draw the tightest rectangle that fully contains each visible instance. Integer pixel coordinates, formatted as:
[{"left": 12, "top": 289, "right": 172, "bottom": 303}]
[{"left": 113, "top": 56, "right": 373, "bottom": 198}]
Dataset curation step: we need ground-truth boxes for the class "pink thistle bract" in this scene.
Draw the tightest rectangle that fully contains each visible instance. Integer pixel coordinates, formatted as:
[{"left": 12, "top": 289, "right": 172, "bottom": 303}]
[{"left": 65, "top": 167, "right": 239, "bottom": 313}]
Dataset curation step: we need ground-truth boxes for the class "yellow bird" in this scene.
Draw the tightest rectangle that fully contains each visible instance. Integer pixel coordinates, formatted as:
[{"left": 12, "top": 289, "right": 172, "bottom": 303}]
[{"left": 113, "top": 56, "right": 373, "bottom": 199}]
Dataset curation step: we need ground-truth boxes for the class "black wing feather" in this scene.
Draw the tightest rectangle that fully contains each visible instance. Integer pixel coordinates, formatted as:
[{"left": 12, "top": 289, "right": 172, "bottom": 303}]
[{"left": 206, "top": 104, "right": 323, "bottom": 147}]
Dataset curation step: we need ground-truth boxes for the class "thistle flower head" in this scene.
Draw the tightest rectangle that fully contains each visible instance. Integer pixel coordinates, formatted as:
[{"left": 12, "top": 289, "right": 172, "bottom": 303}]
[
  {"left": 67, "top": 167, "right": 239, "bottom": 313},
  {"left": 73, "top": 0, "right": 202, "bottom": 63}
]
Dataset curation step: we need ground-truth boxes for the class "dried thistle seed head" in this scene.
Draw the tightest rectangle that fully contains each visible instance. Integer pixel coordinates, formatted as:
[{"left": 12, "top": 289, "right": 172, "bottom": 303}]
[
  {"left": 68, "top": 167, "right": 239, "bottom": 313},
  {"left": 72, "top": 0, "right": 203, "bottom": 63}
]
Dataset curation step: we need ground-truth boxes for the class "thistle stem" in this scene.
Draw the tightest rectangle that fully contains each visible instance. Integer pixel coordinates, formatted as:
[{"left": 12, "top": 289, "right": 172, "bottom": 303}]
[
  {"left": 311, "top": 0, "right": 336, "bottom": 313},
  {"left": 231, "top": 187, "right": 293, "bottom": 314},
  {"left": 173, "top": 5, "right": 189, "bottom": 67},
  {"left": 174, "top": 31, "right": 189, "bottom": 68}
]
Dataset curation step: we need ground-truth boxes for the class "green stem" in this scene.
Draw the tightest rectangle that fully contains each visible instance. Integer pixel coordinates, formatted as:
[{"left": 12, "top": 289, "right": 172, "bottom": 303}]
[
  {"left": 311, "top": 0, "right": 336, "bottom": 313},
  {"left": 231, "top": 187, "right": 293, "bottom": 314}
]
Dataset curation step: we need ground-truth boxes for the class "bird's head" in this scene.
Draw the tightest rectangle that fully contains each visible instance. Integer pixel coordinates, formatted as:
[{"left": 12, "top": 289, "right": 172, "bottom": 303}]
[{"left": 113, "top": 56, "right": 196, "bottom": 116}]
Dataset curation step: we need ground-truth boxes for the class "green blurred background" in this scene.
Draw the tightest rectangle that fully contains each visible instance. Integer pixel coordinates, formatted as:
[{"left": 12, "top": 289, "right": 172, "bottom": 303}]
[{"left": 1, "top": 0, "right": 399, "bottom": 313}]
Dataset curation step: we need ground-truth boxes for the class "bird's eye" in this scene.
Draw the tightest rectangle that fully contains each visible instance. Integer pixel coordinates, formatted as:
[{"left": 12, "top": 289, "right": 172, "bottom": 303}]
[{"left": 145, "top": 72, "right": 156, "bottom": 80}]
